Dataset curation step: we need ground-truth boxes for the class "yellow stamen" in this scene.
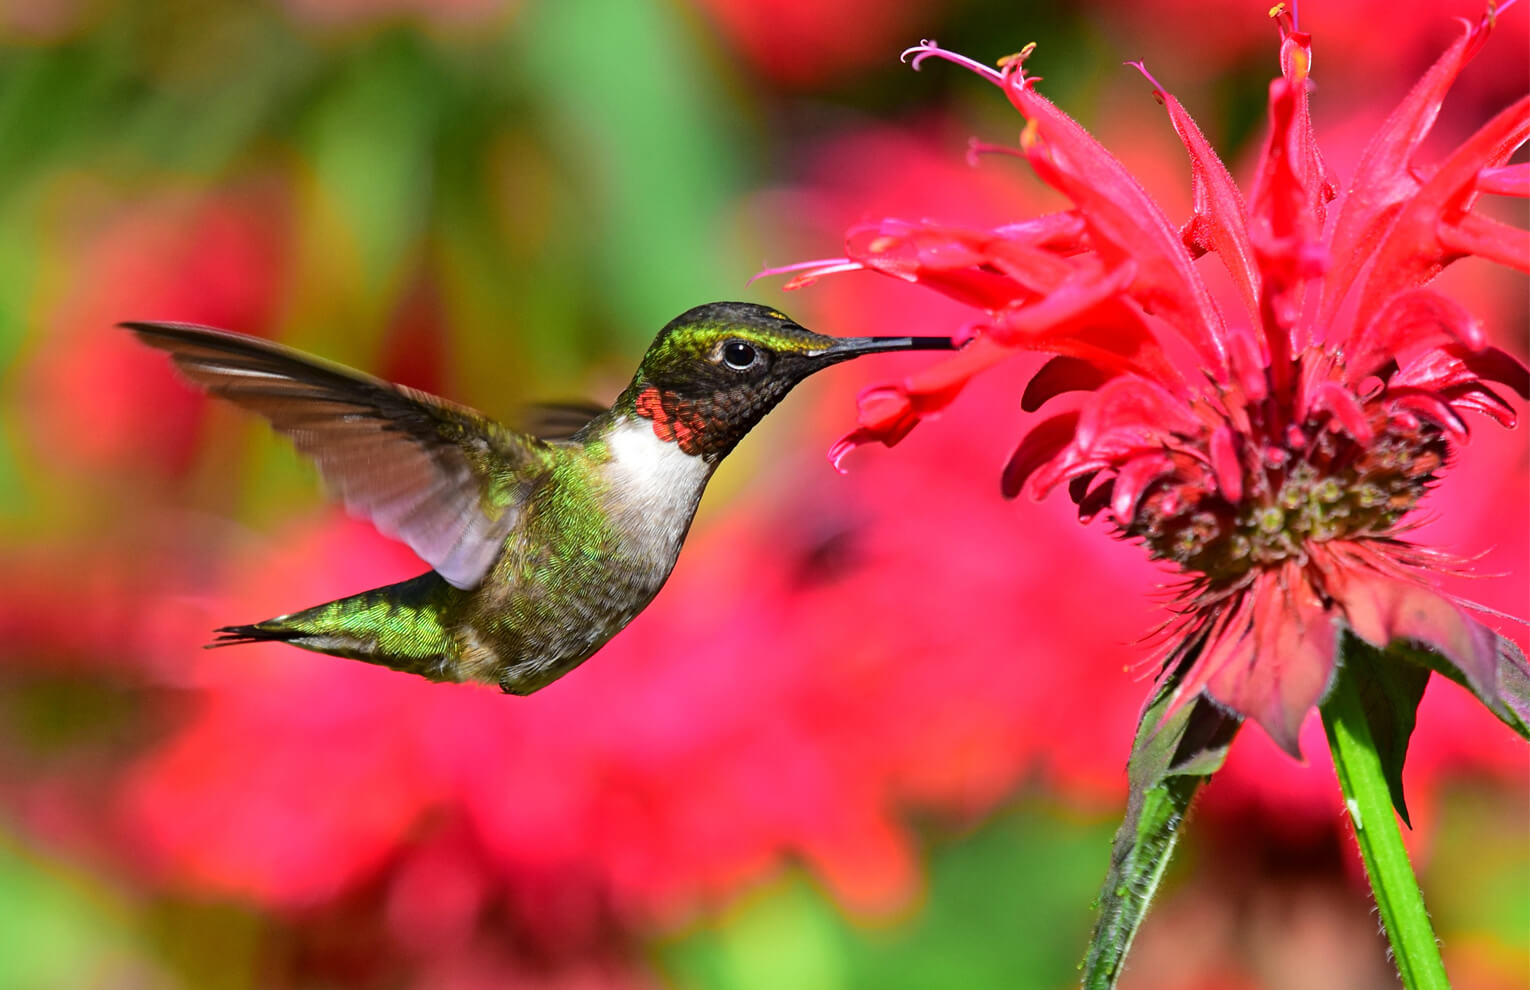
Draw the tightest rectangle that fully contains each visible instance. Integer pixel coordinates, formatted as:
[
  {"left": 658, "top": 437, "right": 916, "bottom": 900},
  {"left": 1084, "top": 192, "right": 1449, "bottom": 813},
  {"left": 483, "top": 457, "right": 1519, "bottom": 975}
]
[
  {"left": 996, "top": 42, "right": 1036, "bottom": 70},
  {"left": 1019, "top": 117, "right": 1041, "bottom": 151}
]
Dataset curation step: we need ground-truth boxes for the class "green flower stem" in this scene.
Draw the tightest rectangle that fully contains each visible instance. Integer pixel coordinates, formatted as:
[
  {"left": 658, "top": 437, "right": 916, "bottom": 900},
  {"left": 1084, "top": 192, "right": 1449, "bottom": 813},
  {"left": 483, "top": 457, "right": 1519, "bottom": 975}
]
[{"left": 1320, "top": 668, "right": 1449, "bottom": 990}]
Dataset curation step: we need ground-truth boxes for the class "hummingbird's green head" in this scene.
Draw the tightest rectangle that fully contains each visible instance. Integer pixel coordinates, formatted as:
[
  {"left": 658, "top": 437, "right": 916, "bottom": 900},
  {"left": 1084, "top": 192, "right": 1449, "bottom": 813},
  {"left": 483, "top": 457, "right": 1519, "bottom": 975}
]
[{"left": 621, "top": 301, "right": 952, "bottom": 461}]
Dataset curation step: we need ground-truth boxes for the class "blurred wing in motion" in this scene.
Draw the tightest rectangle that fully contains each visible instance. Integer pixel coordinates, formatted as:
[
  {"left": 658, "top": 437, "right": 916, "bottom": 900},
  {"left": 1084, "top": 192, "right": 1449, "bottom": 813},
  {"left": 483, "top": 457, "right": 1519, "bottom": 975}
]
[
  {"left": 124, "top": 321, "right": 557, "bottom": 589},
  {"left": 518, "top": 400, "right": 609, "bottom": 440}
]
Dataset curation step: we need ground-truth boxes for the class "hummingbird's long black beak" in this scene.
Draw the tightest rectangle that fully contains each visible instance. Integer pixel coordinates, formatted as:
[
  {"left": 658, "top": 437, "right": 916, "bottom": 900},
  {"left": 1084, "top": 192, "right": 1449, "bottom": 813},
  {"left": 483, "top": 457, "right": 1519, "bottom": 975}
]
[{"left": 814, "top": 335, "right": 957, "bottom": 360}]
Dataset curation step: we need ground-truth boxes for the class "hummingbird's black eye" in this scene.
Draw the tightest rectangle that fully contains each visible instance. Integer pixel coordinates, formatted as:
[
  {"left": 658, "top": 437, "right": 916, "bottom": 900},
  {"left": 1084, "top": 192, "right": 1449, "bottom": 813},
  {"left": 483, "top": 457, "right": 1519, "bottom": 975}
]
[{"left": 721, "top": 340, "right": 759, "bottom": 370}]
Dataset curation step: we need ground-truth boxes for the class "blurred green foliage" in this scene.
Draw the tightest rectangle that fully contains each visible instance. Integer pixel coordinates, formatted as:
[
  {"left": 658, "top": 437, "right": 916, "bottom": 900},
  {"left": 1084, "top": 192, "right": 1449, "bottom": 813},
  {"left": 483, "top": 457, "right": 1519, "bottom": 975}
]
[{"left": 661, "top": 804, "right": 1114, "bottom": 990}]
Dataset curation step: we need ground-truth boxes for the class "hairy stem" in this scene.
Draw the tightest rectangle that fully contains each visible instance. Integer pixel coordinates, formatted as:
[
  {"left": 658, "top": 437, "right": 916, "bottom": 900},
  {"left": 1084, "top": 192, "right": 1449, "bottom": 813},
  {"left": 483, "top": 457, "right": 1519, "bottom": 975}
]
[{"left": 1320, "top": 666, "right": 1449, "bottom": 990}]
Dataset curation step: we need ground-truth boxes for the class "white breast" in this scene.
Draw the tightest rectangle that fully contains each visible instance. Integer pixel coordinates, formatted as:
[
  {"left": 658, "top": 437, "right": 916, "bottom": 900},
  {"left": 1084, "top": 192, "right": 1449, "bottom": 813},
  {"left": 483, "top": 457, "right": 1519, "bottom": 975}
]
[{"left": 602, "top": 417, "right": 713, "bottom": 563}]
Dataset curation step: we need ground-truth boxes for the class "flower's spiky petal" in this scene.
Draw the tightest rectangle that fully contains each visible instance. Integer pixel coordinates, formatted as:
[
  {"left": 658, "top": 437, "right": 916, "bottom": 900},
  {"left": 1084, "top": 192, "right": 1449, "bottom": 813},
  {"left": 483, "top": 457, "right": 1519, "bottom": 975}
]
[
  {"left": 1183, "top": 568, "right": 1338, "bottom": 758},
  {"left": 1439, "top": 381, "right": 1519, "bottom": 428},
  {"left": 1111, "top": 453, "right": 1177, "bottom": 522},
  {"left": 1320, "top": 10, "right": 1496, "bottom": 328},
  {"left": 993, "top": 210, "right": 1091, "bottom": 253},
  {"left": 844, "top": 221, "right": 1041, "bottom": 309},
  {"left": 1203, "top": 424, "right": 1240, "bottom": 502},
  {"left": 1354, "top": 94, "right": 1530, "bottom": 328},
  {"left": 1025, "top": 377, "right": 1202, "bottom": 499},
  {"left": 1225, "top": 326, "right": 1270, "bottom": 403},
  {"left": 998, "top": 76, "right": 1229, "bottom": 372},
  {"left": 1437, "top": 209, "right": 1530, "bottom": 273},
  {"left": 1306, "top": 381, "right": 1375, "bottom": 444},
  {"left": 1337, "top": 568, "right": 1500, "bottom": 708},
  {"left": 1389, "top": 388, "right": 1471, "bottom": 443},
  {"left": 1001, "top": 411, "right": 1080, "bottom": 499},
  {"left": 1477, "top": 162, "right": 1529, "bottom": 196},
  {"left": 1021, "top": 355, "right": 1114, "bottom": 412},
  {"left": 1389, "top": 345, "right": 1529, "bottom": 429},
  {"left": 829, "top": 336, "right": 1013, "bottom": 470},
  {"left": 1130, "top": 60, "right": 1260, "bottom": 325},
  {"left": 1459, "top": 346, "right": 1530, "bottom": 398},
  {"left": 1347, "top": 288, "right": 1486, "bottom": 385},
  {"left": 1248, "top": 16, "right": 1336, "bottom": 384},
  {"left": 838, "top": 220, "right": 1187, "bottom": 389},
  {"left": 1073, "top": 376, "right": 1202, "bottom": 449}
]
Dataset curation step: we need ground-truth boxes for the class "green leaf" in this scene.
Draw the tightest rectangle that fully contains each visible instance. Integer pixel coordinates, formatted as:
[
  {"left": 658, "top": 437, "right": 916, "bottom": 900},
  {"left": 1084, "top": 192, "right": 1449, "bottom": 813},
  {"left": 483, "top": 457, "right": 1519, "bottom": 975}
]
[
  {"left": 1395, "top": 635, "right": 1530, "bottom": 741},
  {"left": 1340, "top": 633, "right": 1430, "bottom": 826},
  {"left": 1081, "top": 683, "right": 1239, "bottom": 989}
]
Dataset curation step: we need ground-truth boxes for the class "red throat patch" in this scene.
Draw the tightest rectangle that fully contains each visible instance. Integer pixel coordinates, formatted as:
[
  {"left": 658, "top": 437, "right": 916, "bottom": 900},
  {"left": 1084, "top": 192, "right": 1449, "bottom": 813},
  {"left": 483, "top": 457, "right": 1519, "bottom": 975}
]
[{"left": 634, "top": 385, "right": 707, "bottom": 456}]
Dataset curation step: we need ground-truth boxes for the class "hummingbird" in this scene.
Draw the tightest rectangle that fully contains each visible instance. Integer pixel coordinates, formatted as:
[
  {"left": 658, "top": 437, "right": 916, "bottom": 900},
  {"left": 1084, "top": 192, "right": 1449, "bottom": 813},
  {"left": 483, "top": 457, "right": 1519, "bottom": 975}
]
[{"left": 126, "top": 302, "right": 953, "bottom": 694}]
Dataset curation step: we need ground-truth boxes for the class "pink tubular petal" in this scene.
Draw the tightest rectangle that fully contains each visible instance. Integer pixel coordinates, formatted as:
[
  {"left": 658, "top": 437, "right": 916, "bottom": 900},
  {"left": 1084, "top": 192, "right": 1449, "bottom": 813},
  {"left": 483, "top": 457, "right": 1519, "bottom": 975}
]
[
  {"left": 1338, "top": 571, "right": 1500, "bottom": 702},
  {"left": 994, "top": 260, "right": 1136, "bottom": 340},
  {"left": 1204, "top": 570, "right": 1339, "bottom": 759},
  {"left": 846, "top": 212, "right": 1089, "bottom": 310},
  {"left": 1225, "top": 326, "right": 1269, "bottom": 402},
  {"left": 1391, "top": 344, "right": 1530, "bottom": 400},
  {"left": 1319, "top": 12, "right": 1492, "bottom": 326},
  {"left": 1167, "top": 593, "right": 1255, "bottom": 724},
  {"left": 998, "top": 75, "right": 1229, "bottom": 371},
  {"left": 1442, "top": 382, "right": 1518, "bottom": 428},
  {"left": 1476, "top": 162, "right": 1530, "bottom": 196},
  {"left": 856, "top": 386, "right": 916, "bottom": 432},
  {"left": 844, "top": 221, "right": 1043, "bottom": 310},
  {"left": 1248, "top": 64, "right": 1335, "bottom": 387},
  {"left": 903, "top": 334, "right": 1012, "bottom": 408},
  {"left": 1072, "top": 376, "right": 1201, "bottom": 452},
  {"left": 826, "top": 371, "right": 950, "bottom": 473},
  {"left": 1305, "top": 381, "right": 1375, "bottom": 444},
  {"left": 1352, "top": 94, "right": 1530, "bottom": 331},
  {"left": 1437, "top": 210, "right": 1530, "bottom": 273},
  {"left": 827, "top": 335, "right": 1010, "bottom": 472},
  {"left": 977, "top": 231, "right": 1087, "bottom": 297},
  {"left": 1130, "top": 61, "right": 1260, "bottom": 325},
  {"left": 1461, "top": 345, "right": 1530, "bottom": 398},
  {"left": 1001, "top": 411, "right": 1080, "bottom": 499},
  {"left": 828, "top": 428, "right": 881, "bottom": 473},
  {"left": 1109, "top": 452, "right": 1175, "bottom": 523},
  {"left": 1021, "top": 355, "right": 1115, "bottom": 411},
  {"left": 1388, "top": 389, "right": 1470, "bottom": 442},
  {"left": 1347, "top": 288, "right": 1488, "bottom": 384},
  {"left": 992, "top": 272, "right": 1185, "bottom": 390},
  {"left": 1075, "top": 476, "right": 1114, "bottom": 522},
  {"left": 1208, "top": 423, "right": 1243, "bottom": 502},
  {"left": 1023, "top": 377, "right": 1202, "bottom": 498},
  {"left": 993, "top": 211, "right": 1089, "bottom": 253},
  {"left": 1388, "top": 349, "right": 1462, "bottom": 391}
]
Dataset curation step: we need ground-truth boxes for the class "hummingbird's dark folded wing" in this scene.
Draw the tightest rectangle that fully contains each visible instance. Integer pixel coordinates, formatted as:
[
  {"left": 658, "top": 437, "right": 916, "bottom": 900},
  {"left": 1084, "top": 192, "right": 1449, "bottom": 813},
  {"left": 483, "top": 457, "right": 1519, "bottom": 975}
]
[{"left": 124, "top": 321, "right": 557, "bottom": 590}]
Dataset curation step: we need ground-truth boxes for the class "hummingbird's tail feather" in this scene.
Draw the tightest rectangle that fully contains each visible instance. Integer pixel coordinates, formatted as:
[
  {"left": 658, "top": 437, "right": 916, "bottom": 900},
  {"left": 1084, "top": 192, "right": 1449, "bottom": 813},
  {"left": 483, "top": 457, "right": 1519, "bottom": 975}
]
[{"left": 203, "top": 573, "right": 479, "bottom": 684}]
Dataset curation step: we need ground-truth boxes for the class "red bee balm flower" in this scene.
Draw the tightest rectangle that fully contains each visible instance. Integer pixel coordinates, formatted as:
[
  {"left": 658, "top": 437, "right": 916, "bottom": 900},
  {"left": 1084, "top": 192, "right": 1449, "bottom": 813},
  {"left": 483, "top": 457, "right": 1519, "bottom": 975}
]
[{"left": 771, "top": 6, "right": 1529, "bottom": 755}]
